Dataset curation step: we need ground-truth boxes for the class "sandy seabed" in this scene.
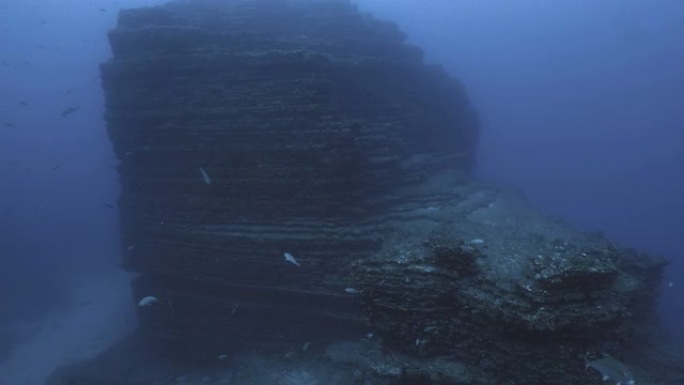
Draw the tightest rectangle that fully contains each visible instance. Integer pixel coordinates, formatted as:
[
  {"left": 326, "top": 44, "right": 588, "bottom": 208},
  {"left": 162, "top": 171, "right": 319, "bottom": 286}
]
[{"left": 0, "top": 269, "right": 137, "bottom": 385}]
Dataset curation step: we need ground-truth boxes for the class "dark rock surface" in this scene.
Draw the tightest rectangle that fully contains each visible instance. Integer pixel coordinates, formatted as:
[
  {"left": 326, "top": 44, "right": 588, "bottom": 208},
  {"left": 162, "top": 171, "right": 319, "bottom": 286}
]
[
  {"left": 101, "top": 0, "right": 477, "bottom": 361},
  {"left": 352, "top": 185, "right": 670, "bottom": 384},
  {"left": 48, "top": 0, "right": 680, "bottom": 384}
]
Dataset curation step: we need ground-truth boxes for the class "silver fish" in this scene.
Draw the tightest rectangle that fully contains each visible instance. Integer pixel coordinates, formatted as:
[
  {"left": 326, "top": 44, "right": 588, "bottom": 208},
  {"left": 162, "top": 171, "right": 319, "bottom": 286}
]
[
  {"left": 283, "top": 252, "right": 300, "bottom": 267},
  {"left": 585, "top": 353, "right": 635, "bottom": 385},
  {"left": 138, "top": 296, "right": 158, "bottom": 307},
  {"left": 345, "top": 287, "right": 360, "bottom": 294},
  {"left": 199, "top": 167, "right": 211, "bottom": 184}
]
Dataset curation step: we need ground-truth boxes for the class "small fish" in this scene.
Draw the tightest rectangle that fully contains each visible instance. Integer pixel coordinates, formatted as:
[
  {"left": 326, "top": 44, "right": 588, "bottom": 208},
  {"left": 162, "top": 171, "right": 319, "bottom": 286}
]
[
  {"left": 104, "top": 203, "right": 115, "bottom": 209},
  {"left": 18, "top": 101, "right": 28, "bottom": 107},
  {"left": 283, "top": 252, "right": 300, "bottom": 267},
  {"left": 3, "top": 122, "right": 15, "bottom": 128},
  {"left": 126, "top": 245, "right": 135, "bottom": 251},
  {"left": 60, "top": 105, "right": 79, "bottom": 116},
  {"left": 302, "top": 342, "right": 311, "bottom": 351},
  {"left": 217, "top": 354, "right": 228, "bottom": 361},
  {"left": 138, "top": 296, "right": 158, "bottom": 307},
  {"left": 345, "top": 287, "right": 360, "bottom": 295},
  {"left": 51, "top": 165, "right": 60, "bottom": 171},
  {"left": 199, "top": 167, "right": 211, "bottom": 184},
  {"left": 585, "top": 353, "right": 635, "bottom": 385}
]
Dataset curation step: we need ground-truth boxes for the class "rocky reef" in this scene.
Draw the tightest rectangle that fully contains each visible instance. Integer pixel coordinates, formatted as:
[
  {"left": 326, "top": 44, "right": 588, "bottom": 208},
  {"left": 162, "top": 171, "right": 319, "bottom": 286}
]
[
  {"left": 48, "top": 0, "right": 680, "bottom": 384},
  {"left": 352, "top": 185, "right": 669, "bottom": 384}
]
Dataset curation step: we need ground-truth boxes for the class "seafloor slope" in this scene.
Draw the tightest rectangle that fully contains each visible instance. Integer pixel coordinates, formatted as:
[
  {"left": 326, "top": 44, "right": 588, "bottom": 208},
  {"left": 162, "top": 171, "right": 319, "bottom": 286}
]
[{"left": 49, "top": 1, "right": 682, "bottom": 384}]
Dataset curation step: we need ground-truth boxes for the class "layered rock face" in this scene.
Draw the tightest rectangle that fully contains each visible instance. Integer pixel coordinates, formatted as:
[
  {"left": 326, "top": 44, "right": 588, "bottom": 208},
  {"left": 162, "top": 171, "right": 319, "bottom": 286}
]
[
  {"left": 352, "top": 186, "right": 668, "bottom": 384},
  {"left": 96, "top": 1, "right": 671, "bottom": 384},
  {"left": 102, "top": 0, "right": 478, "bottom": 359}
]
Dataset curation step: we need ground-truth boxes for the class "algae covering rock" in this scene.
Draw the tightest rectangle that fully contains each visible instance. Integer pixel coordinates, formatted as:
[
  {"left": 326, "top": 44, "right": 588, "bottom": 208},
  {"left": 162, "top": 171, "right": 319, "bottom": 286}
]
[{"left": 101, "top": 0, "right": 478, "bottom": 360}]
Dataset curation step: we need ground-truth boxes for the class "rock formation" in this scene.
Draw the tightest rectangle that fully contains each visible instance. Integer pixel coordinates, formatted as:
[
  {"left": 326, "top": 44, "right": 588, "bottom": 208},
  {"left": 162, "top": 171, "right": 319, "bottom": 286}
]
[
  {"left": 352, "top": 187, "right": 668, "bottom": 384},
  {"left": 101, "top": 0, "right": 478, "bottom": 359},
  {"left": 49, "top": 0, "right": 677, "bottom": 384}
]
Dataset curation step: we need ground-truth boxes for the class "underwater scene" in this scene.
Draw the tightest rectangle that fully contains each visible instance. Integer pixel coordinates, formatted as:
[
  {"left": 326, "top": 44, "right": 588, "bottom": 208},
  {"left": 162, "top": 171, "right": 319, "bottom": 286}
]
[{"left": 1, "top": 0, "right": 683, "bottom": 384}]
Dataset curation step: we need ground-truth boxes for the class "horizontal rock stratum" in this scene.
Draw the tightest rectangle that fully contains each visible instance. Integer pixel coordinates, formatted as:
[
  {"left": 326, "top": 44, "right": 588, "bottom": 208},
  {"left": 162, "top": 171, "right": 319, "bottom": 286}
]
[{"left": 101, "top": 0, "right": 479, "bottom": 359}]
